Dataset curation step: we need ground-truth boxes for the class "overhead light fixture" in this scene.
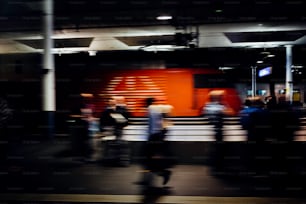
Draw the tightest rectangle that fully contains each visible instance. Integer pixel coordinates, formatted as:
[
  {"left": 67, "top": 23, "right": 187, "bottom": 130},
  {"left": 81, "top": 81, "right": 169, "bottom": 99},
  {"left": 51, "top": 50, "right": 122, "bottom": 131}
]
[
  {"left": 291, "top": 65, "right": 304, "bottom": 68},
  {"left": 219, "top": 67, "right": 234, "bottom": 70},
  {"left": 256, "top": 60, "right": 264, "bottom": 64},
  {"left": 80, "top": 93, "right": 93, "bottom": 98},
  {"left": 156, "top": 15, "right": 172, "bottom": 20},
  {"left": 267, "top": 54, "right": 275, "bottom": 57},
  {"left": 140, "top": 45, "right": 185, "bottom": 52},
  {"left": 88, "top": 50, "right": 97, "bottom": 56},
  {"left": 52, "top": 49, "right": 79, "bottom": 55},
  {"left": 247, "top": 43, "right": 281, "bottom": 48},
  {"left": 260, "top": 51, "right": 270, "bottom": 55}
]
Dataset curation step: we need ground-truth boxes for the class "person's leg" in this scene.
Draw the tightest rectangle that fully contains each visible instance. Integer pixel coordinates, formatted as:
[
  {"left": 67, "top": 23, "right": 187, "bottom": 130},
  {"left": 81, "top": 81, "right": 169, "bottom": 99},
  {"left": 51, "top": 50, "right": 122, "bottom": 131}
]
[
  {"left": 157, "top": 169, "right": 171, "bottom": 185},
  {"left": 162, "top": 169, "right": 171, "bottom": 185},
  {"left": 114, "top": 126, "right": 123, "bottom": 140},
  {"left": 134, "top": 170, "right": 155, "bottom": 187}
]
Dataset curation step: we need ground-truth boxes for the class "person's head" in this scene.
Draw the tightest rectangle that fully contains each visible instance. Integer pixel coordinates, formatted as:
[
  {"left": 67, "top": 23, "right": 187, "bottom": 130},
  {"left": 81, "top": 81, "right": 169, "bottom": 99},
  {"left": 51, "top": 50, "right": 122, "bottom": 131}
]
[
  {"left": 247, "top": 96, "right": 264, "bottom": 108},
  {"left": 160, "top": 104, "right": 173, "bottom": 116},
  {"left": 70, "top": 102, "right": 86, "bottom": 118},
  {"left": 208, "top": 90, "right": 224, "bottom": 103},
  {"left": 244, "top": 99, "right": 252, "bottom": 107},
  {"left": 145, "top": 97, "right": 155, "bottom": 107},
  {"left": 81, "top": 107, "right": 93, "bottom": 118},
  {"left": 107, "top": 98, "right": 117, "bottom": 109},
  {"left": 266, "top": 95, "right": 277, "bottom": 109},
  {"left": 113, "top": 96, "right": 126, "bottom": 106}
]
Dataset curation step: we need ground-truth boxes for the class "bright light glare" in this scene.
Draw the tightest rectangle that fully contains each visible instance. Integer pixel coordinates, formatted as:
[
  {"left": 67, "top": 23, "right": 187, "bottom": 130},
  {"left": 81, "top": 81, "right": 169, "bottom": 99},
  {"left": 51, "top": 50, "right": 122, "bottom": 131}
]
[
  {"left": 156, "top": 15, "right": 173, "bottom": 20},
  {"left": 142, "top": 45, "right": 185, "bottom": 51},
  {"left": 219, "top": 67, "right": 235, "bottom": 70}
]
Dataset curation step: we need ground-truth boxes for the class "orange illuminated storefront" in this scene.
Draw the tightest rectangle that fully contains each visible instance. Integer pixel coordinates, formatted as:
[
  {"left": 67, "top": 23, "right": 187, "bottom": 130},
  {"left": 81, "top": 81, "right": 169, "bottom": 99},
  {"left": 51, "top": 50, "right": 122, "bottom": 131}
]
[{"left": 82, "top": 68, "right": 242, "bottom": 117}]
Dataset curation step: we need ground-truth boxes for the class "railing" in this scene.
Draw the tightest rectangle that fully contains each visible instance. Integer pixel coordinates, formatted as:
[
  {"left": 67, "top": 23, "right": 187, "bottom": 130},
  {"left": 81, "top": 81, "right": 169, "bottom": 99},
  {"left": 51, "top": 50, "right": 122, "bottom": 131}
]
[
  {"left": 48, "top": 116, "right": 306, "bottom": 142},
  {"left": 121, "top": 116, "right": 306, "bottom": 142}
]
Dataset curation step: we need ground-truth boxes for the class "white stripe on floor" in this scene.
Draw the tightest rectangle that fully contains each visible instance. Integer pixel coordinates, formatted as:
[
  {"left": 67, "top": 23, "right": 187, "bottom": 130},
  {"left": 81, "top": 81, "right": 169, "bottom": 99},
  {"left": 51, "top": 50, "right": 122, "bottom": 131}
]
[{"left": 0, "top": 193, "right": 305, "bottom": 203}]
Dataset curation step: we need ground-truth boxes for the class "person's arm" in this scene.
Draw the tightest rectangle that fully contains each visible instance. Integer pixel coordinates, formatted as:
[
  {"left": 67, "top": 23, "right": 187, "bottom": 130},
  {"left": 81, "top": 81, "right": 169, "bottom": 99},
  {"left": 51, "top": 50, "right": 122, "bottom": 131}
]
[
  {"left": 0, "top": 98, "right": 13, "bottom": 128},
  {"left": 99, "top": 110, "right": 112, "bottom": 131}
]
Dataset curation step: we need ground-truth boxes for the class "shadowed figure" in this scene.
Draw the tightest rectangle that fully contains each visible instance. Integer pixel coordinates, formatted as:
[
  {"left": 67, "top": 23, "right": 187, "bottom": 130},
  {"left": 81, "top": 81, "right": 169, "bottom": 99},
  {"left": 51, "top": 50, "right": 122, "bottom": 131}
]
[
  {"left": 100, "top": 97, "right": 130, "bottom": 140},
  {"left": 240, "top": 97, "right": 268, "bottom": 142},
  {"left": 99, "top": 97, "right": 131, "bottom": 166},
  {"left": 113, "top": 96, "right": 130, "bottom": 140},
  {"left": 240, "top": 96, "right": 301, "bottom": 175},
  {"left": 68, "top": 104, "right": 91, "bottom": 161},
  {"left": 135, "top": 97, "right": 175, "bottom": 200},
  {"left": 203, "top": 90, "right": 231, "bottom": 170}
]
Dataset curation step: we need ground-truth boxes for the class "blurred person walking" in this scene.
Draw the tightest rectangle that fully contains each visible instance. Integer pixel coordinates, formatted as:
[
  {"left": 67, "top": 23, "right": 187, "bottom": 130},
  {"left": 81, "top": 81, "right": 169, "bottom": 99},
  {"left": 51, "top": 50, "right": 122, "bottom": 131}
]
[
  {"left": 239, "top": 97, "right": 270, "bottom": 174},
  {"left": 100, "top": 97, "right": 130, "bottom": 140},
  {"left": 99, "top": 98, "right": 117, "bottom": 135},
  {"left": 99, "top": 97, "right": 130, "bottom": 166},
  {"left": 135, "top": 97, "right": 174, "bottom": 189},
  {"left": 265, "top": 96, "right": 300, "bottom": 174},
  {"left": 202, "top": 91, "right": 231, "bottom": 170},
  {"left": 239, "top": 97, "right": 268, "bottom": 142},
  {"left": 202, "top": 90, "right": 233, "bottom": 142},
  {"left": 266, "top": 96, "right": 300, "bottom": 142},
  {"left": 68, "top": 103, "right": 92, "bottom": 162},
  {"left": 0, "top": 95, "right": 13, "bottom": 161},
  {"left": 0, "top": 96, "right": 13, "bottom": 132},
  {"left": 113, "top": 96, "right": 130, "bottom": 140},
  {"left": 81, "top": 105, "right": 101, "bottom": 162}
]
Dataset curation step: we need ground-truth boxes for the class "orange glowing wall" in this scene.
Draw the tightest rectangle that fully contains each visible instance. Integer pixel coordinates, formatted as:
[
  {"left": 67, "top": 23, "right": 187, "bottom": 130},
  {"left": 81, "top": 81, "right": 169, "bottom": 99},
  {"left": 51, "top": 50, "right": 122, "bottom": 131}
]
[{"left": 82, "top": 68, "right": 242, "bottom": 117}]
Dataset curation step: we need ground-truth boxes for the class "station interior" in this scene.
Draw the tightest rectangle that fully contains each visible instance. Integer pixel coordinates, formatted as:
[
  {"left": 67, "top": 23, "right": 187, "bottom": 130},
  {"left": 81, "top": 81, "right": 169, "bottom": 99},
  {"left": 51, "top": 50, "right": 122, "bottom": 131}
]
[{"left": 1, "top": 1, "right": 306, "bottom": 203}]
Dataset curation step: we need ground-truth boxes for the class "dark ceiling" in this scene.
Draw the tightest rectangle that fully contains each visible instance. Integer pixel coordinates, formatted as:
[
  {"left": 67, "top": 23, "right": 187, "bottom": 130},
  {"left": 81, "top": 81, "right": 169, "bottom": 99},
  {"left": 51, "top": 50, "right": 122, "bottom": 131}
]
[
  {"left": 1, "top": 0, "right": 306, "bottom": 32},
  {"left": 0, "top": 0, "right": 306, "bottom": 80}
]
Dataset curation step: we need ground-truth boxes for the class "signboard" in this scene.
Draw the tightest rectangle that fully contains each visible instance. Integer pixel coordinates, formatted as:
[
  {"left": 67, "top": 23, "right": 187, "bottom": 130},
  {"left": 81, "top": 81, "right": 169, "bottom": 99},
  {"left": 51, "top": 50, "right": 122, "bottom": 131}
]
[{"left": 258, "top": 66, "right": 272, "bottom": 77}]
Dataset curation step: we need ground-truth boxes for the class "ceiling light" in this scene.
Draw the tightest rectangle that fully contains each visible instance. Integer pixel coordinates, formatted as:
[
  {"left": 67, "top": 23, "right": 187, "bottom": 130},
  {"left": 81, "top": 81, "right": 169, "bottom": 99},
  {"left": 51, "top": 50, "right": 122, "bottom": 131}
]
[
  {"left": 141, "top": 45, "right": 185, "bottom": 52},
  {"left": 52, "top": 49, "right": 79, "bottom": 55},
  {"left": 88, "top": 50, "right": 97, "bottom": 56},
  {"left": 291, "top": 65, "right": 303, "bottom": 68},
  {"left": 219, "top": 67, "right": 235, "bottom": 70},
  {"left": 256, "top": 60, "right": 263, "bottom": 64},
  {"left": 80, "top": 93, "right": 93, "bottom": 98},
  {"left": 156, "top": 15, "right": 172, "bottom": 20}
]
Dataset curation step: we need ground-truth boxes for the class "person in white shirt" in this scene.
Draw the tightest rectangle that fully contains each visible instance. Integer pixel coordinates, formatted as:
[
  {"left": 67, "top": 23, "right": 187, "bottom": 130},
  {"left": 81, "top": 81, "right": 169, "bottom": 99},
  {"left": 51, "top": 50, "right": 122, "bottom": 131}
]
[
  {"left": 202, "top": 91, "right": 226, "bottom": 142},
  {"left": 135, "top": 97, "right": 173, "bottom": 188}
]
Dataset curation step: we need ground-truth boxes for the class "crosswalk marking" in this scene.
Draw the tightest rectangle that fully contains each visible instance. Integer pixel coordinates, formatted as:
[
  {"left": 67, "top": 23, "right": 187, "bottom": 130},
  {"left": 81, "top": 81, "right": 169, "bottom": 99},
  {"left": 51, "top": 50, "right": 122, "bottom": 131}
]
[{"left": 0, "top": 194, "right": 305, "bottom": 203}]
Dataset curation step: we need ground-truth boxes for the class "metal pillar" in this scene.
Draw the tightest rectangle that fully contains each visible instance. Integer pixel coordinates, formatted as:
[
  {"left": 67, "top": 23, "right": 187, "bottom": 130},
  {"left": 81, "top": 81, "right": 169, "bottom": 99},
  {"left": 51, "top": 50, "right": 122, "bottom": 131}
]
[
  {"left": 42, "top": 0, "right": 55, "bottom": 138},
  {"left": 285, "top": 45, "right": 293, "bottom": 104},
  {"left": 251, "top": 66, "right": 257, "bottom": 97}
]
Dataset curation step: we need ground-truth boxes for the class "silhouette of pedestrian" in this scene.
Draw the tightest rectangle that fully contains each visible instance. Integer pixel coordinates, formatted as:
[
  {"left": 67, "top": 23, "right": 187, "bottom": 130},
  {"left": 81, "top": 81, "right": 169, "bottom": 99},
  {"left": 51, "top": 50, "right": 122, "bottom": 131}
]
[{"left": 135, "top": 97, "right": 174, "bottom": 189}]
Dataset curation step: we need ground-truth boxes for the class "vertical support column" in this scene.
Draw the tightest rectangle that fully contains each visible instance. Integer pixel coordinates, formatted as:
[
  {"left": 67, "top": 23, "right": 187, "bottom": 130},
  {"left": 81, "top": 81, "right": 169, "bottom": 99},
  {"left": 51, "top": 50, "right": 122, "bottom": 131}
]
[
  {"left": 285, "top": 45, "right": 293, "bottom": 104},
  {"left": 251, "top": 66, "right": 257, "bottom": 97},
  {"left": 269, "top": 82, "right": 275, "bottom": 97},
  {"left": 42, "top": 0, "right": 55, "bottom": 139}
]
